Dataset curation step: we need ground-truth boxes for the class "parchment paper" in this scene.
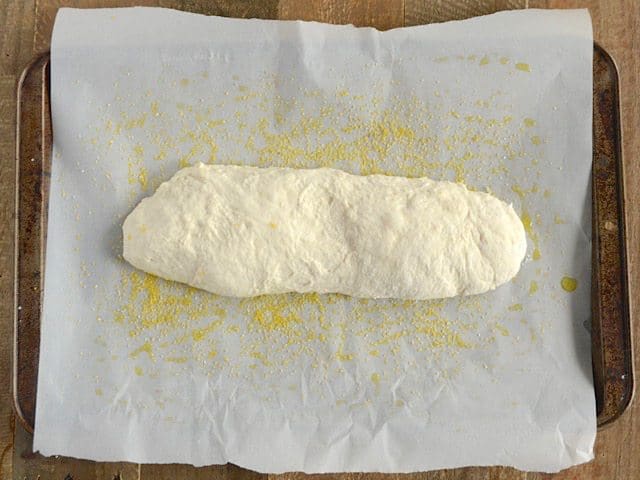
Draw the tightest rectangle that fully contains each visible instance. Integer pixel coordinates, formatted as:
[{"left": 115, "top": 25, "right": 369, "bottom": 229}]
[{"left": 34, "top": 7, "right": 595, "bottom": 473}]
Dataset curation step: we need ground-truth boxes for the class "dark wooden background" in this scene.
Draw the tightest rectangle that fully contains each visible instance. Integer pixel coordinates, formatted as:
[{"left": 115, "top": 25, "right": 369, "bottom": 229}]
[{"left": 1, "top": 1, "right": 638, "bottom": 479}]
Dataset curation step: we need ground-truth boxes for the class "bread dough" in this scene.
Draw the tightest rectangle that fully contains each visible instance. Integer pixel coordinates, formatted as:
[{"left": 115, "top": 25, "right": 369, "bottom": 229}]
[{"left": 123, "top": 163, "right": 526, "bottom": 299}]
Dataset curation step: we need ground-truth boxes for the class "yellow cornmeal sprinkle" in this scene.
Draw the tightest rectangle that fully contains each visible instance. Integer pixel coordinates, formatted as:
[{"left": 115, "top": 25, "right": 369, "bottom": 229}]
[
  {"left": 236, "top": 92, "right": 524, "bottom": 182},
  {"left": 349, "top": 298, "right": 472, "bottom": 352},
  {"left": 117, "top": 81, "right": 541, "bottom": 213},
  {"left": 190, "top": 320, "right": 224, "bottom": 342},
  {"left": 178, "top": 129, "right": 218, "bottom": 165},
  {"left": 241, "top": 293, "right": 327, "bottom": 338},
  {"left": 335, "top": 352, "right": 354, "bottom": 361},
  {"left": 125, "top": 142, "right": 149, "bottom": 194},
  {"left": 511, "top": 183, "right": 539, "bottom": 200},
  {"left": 494, "top": 324, "right": 510, "bottom": 336},
  {"left": 137, "top": 168, "right": 148, "bottom": 191},
  {"left": 102, "top": 76, "right": 546, "bottom": 376},
  {"left": 127, "top": 158, "right": 148, "bottom": 193},
  {"left": 150, "top": 101, "right": 160, "bottom": 117},
  {"left": 411, "top": 304, "right": 471, "bottom": 349},
  {"left": 521, "top": 211, "right": 542, "bottom": 260},
  {"left": 130, "top": 341, "right": 154, "bottom": 359},
  {"left": 249, "top": 350, "right": 272, "bottom": 366},
  {"left": 132, "top": 144, "right": 144, "bottom": 157},
  {"left": 165, "top": 356, "right": 188, "bottom": 363},
  {"left": 124, "top": 112, "right": 147, "bottom": 130},
  {"left": 119, "top": 272, "right": 193, "bottom": 330},
  {"left": 114, "top": 271, "right": 477, "bottom": 374},
  {"left": 115, "top": 271, "right": 228, "bottom": 366}
]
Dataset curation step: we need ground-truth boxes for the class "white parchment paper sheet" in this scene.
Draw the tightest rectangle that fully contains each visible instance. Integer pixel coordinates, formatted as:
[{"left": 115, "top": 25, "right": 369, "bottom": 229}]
[{"left": 34, "top": 7, "right": 595, "bottom": 473}]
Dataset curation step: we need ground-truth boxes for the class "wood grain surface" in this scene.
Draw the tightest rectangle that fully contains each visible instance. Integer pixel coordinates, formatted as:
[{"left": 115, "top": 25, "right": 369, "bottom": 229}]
[{"left": 1, "top": 1, "right": 638, "bottom": 479}]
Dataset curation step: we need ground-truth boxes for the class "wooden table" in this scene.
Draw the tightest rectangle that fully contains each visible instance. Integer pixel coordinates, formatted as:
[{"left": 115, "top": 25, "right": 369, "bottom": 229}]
[{"left": 1, "top": 1, "right": 637, "bottom": 479}]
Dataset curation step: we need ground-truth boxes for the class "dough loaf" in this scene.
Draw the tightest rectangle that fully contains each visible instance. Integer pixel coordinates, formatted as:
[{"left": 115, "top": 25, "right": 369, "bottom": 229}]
[{"left": 123, "top": 163, "right": 526, "bottom": 299}]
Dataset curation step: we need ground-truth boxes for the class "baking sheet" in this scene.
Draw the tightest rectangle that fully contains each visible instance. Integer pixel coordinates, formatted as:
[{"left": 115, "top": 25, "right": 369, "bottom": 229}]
[{"left": 34, "top": 7, "right": 595, "bottom": 473}]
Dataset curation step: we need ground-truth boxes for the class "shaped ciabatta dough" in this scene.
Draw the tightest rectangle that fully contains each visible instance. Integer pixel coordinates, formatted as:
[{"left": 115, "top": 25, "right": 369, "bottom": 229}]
[{"left": 123, "top": 163, "right": 527, "bottom": 299}]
